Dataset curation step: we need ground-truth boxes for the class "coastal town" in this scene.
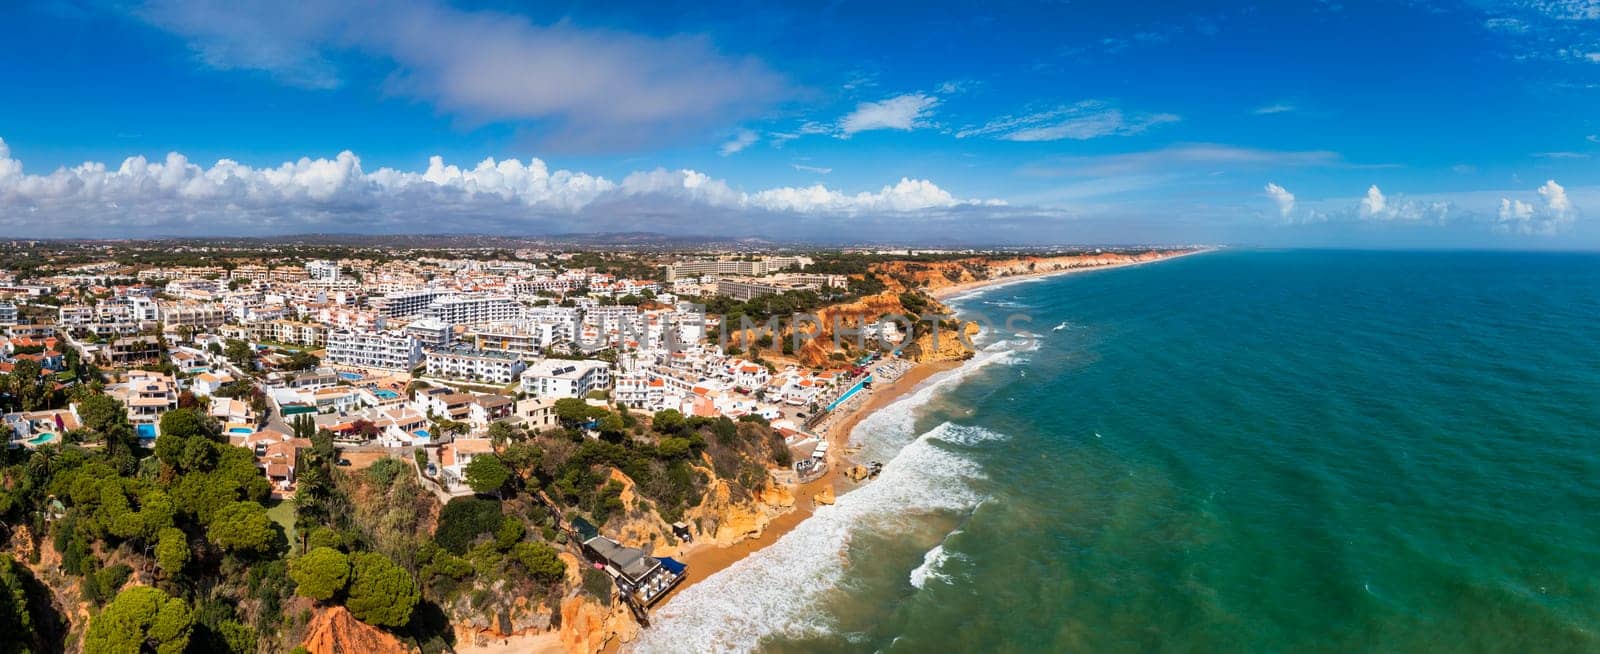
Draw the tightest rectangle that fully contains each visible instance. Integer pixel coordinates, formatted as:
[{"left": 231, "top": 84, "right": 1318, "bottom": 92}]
[{"left": 0, "top": 238, "right": 1193, "bottom": 653}]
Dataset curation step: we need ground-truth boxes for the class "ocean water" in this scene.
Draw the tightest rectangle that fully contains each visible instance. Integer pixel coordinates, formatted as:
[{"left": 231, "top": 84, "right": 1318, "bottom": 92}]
[{"left": 633, "top": 250, "right": 1600, "bottom": 653}]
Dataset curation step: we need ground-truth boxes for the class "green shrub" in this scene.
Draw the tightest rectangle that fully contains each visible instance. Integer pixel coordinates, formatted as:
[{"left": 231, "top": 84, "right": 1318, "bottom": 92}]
[
  {"left": 581, "top": 568, "right": 614, "bottom": 606},
  {"left": 434, "top": 498, "right": 502, "bottom": 554}
]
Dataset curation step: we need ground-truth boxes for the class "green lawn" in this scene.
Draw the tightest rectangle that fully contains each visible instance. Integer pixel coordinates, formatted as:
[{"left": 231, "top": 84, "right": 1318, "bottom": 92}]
[{"left": 265, "top": 498, "right": 297, "bottom": 544}]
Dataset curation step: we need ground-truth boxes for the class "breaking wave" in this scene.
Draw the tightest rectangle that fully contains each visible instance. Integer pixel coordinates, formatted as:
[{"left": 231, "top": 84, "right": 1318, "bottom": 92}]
[{"left": 630, "top": 350, "right": 1017, "bottom": 653}]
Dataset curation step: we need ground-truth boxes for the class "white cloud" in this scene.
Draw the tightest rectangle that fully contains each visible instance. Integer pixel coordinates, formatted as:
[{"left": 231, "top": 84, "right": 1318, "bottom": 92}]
[
  {"left": 837, "top": 94, "right": 940, "bottom": 137},
  {"left": 956, "top": 101, "right": 1179, "bottom": 142},
  {"left": 1498, "top": 197, "right": 1536, "bottom": 221},
  {"left": 0, "top": 136, "right": 1004, "bottom": 237},
  {"left": 1357, "top": 184, "right": 1454, "bottom": 223},
  {"left": 1022, "top": 144, "right": 1341, "bottom": 178},
  {"left": 1534, "top": 151, "right": 1591, "bottom": 159},
  {"left": 935, "top": 80, "right": 976, "bottom": 94},
  {"left": 1532, "top": 0, "right": 1600, "bottom": 20},
  {"left": 1253, "top": 103, "right": 1296, "bottom": 115},
  {"left": 1540, "top": 179, "right": 1574, "bottom": 215},
  {"left": 792, "top": 164, "right": 832, "bottom": 175},
  {"left": 134, "top": 1, "right": 789, "bottom": 150},
  {"left": 1484, "top": 17, "right": 1530, "bottom": 33},
  {"left": 1496, "top": 179, "right": 1577, "bottom": 235},
  {"left": 719, "top": 129, "right": 759, "bottom": 156},
  {"left": 1359, "top": 185, "right": 1387, "bottom": 217},
  {"left": 1264, "top": 182, "right": 1296, "bottom": 217}
]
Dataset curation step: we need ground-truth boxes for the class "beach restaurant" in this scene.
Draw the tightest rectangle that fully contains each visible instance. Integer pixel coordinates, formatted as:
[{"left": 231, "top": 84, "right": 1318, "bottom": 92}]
[{"left": 581, "top": 535, "right": 687, "bottom": 608}]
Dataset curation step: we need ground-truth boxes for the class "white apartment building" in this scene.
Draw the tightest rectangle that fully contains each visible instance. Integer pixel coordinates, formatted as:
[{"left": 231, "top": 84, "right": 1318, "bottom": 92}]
[
  {"left": 662, "top": 256, "right": 810, "bottom": 280},
  {"left": 424, "top": 346, "right": 527, "bottom": 384},
  {"left": 426, "top": 294, "right": 523, "bottom": 326},
  {"left": 0, "top": 302, "right": 16, "bottom": 326},
  {"left": 584, "top": 305, "right": 639, "bottom": 329},
  {"left": 324, "top": 329, "right": 423, "bottom": 371},
  {"left": 305, "top": 259, "right": 341, "bottom": 281},
  {"left": 159, "top": 302, "right": 228, "bottom": 330},
  {"left": 113, "top": 296, "right": 161, "bottom": 323},
  {"left": 525, "top": 307, "right": 581, "bottom": 340},
  {"left": 252, "top": 320, "right": 327, "bottom": 347},
  {"left": 474, "top": 321, "right": 555, "bottom": 358},
  {"left": 519, "top": 359, "right": 612, "bottom": 399},
  {"left": 403, "top": 318, "right": 453, "bottom": 349},
  {"left": 372, "top": 288, "right": 453, "bottom": 318}
]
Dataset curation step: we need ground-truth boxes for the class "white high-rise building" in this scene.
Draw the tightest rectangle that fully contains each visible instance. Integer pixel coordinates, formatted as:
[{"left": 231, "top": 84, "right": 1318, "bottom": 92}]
[
  {"left": 426, "top": 294, "right": 523, "bottom": 326},
  {"left": 373, "top": 289, "right": 453, "bottom": 319},
  {"left": 325, "top": 329, "right": 423, "bottom": 371},
  {"left": 305, "top": 259, "right": 341, "bottom": 281}
]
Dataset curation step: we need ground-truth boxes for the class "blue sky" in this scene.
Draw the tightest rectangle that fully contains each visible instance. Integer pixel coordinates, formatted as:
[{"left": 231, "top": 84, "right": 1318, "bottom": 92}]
[{"left": 2, "top": 0, "right": 1599, "bottom": 246}]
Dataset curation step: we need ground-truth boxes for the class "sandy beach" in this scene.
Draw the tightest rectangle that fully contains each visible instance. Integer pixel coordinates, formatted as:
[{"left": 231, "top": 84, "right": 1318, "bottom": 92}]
[
  {"left": 929, "top": 247, "right": 1215, "bottom": 300},
  {"left": 456, "top": 632, "right": 565, "bottom": 654},
  {"left": 656, "top": 359, "right": 957, "bottom": 604},
  {"left": 649, "top": 250, "right": 1208, "bottom": 611}
]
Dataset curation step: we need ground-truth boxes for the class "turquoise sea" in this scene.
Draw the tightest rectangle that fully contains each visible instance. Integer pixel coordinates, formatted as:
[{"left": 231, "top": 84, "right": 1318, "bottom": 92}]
[{"left": 634, "top": 250, "right": 1600, "bottom": 653}]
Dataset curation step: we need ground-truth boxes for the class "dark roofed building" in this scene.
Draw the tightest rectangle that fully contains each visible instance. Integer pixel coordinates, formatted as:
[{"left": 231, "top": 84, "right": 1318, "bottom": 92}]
[{"left": 581, "top": 535, "right": 685, "bottom": 607}]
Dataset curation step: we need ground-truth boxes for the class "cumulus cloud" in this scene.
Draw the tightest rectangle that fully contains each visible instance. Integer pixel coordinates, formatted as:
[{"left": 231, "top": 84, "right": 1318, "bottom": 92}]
[
  {"left": 1357, "top": 185, "right": 1454, "bottom": 223},
  {"left": 837, "top": 94, "right": 940, "bottom": 137},
  {"left": 0, "top": 136, "right": 1005, "bottom": 238},
  {"left": 956, "top": 101, "right": 1179, "bottom": 142},
  {"left": 134, "top": 1, "right": 789, "bottom": 151},
  {"left": 1359, "top": 185, "right": 1387, "bottom": 217},
  {"left": 718, "top": 129, "right": 759, "bottom": 156},
  {"left": 1540, "top": 178, "right": 1573, "bottom": 216},
  {"left": 1264, "top": 182, "right": 1295, "bottom": 217},
  {"left": 1497, "top": 179, "right": 1578, "bottom": 235}
]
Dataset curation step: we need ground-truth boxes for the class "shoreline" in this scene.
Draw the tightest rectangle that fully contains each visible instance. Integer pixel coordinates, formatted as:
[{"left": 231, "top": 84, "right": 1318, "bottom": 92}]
[
  {"left": 654, "top": 359, "right": 957, "bottom": 605},
  {"left": 644, "top": 249, "right": 1209, "bottom": 617},
  {"left": 928, "top": 247, "right": 1216, "bottom": 300}
]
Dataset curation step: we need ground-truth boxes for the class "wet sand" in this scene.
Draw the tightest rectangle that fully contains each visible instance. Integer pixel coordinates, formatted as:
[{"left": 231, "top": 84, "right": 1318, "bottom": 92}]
[{"left": 656, "top": 359, "right": 958, "bottom": 606}]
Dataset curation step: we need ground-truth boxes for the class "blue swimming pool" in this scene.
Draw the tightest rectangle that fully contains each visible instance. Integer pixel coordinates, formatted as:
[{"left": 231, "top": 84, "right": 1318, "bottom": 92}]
[
  {"left": 26, "top": 432, "right": 58, "bottom": 446},
  {"left": 412, "top": 430, "right": 430, "bottom": 440},
  {"left": 375, "top": 389, "right": 399, "bottom": 399},
  {"left": 825, "top": 376, "right": 873, "bottom": 412},
  {"left": 338, "top": 372, "right": 363, "bottom": 381},
  {"left": 228, "top": 427, "right": 254, "bottom": 435},
  {"left": 136, "top": 424, "right": 157, "bottom": 440}
]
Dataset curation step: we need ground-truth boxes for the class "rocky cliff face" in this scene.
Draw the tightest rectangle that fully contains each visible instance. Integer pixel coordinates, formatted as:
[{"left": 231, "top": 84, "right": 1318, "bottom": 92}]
[
  {"left": 793, "top": 292, "right": 970, "bottom": 367},
  {"left": 684, "top": 478, "right": 795, "bottom": 548},
  {"left": 872, "top": 249, "right": 1187, "bottom": 295},
  {"left": 558, "top": 593, "right": 636, "bottom": 653},
  {"left": 302, "top": 606, "right": 413, "bottom": 654}
]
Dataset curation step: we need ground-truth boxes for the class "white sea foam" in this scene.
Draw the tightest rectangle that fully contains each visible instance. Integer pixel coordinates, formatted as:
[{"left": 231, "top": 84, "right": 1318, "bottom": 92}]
[
  {"left": 908, "top": 526, "right": 968, "bottom": 590},
  {"left": 630, "top": 424, "right": 994, "bottom": 653},
  {"left": 908, "top": 543, "right": 951, "bottom": 589},
  {"left": 631, "top": 350, "right": 1018, "bottom": 653}
]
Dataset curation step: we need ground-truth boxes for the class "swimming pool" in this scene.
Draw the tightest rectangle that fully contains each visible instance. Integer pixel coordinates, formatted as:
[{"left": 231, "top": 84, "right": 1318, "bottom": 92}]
[
  {"left": 228, "top": 427, "right": 254, "bottom": 435},
  {"left": 412, "top": 430, "right": 431, "bottom": 440},
  {"left": 825, "top": 376, "right": 873, "bottom": 412},
  {"left": 136, "top": 424, "right": 157, "bottom": 440},
  {"left": 25, "top": 432, "right": 58, "bottom": 446},
  {"left": 374, "top": 389, "right": 399, "bottom": 399},
  {"left": 338, "top": 372, "right": 363, "bottom": 381}
]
